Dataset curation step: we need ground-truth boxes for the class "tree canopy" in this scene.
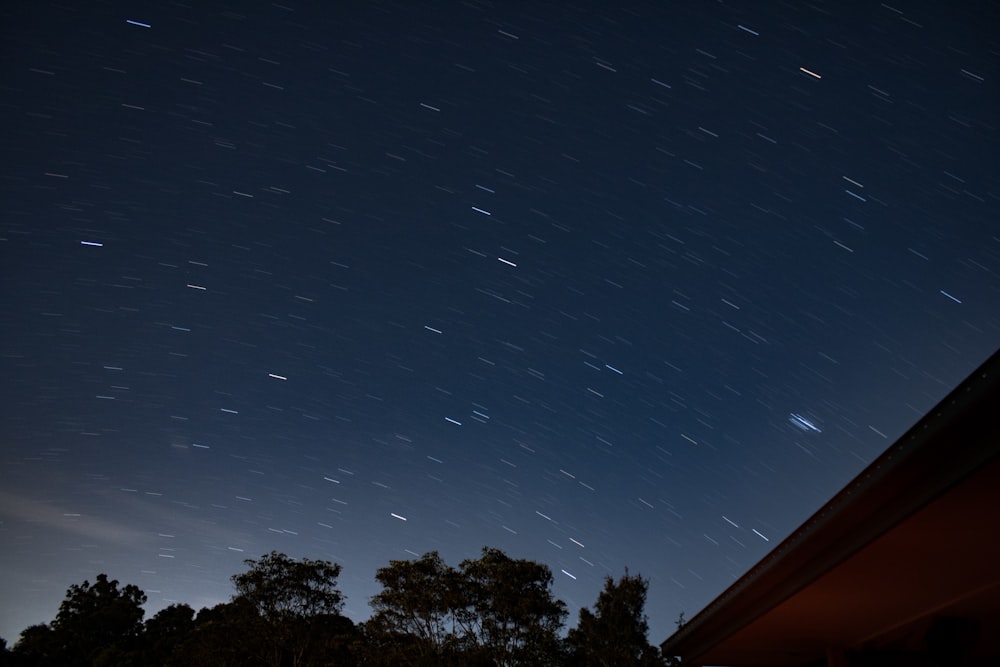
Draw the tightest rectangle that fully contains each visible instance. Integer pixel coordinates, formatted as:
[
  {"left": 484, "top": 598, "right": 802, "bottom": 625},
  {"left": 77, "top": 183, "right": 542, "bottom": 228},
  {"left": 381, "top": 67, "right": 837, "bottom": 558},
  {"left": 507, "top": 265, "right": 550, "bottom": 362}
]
[
  {"left": 35, "top": 573, "right": 147, "bottom": 667},
  {"left": 566, "top": 570, "right": 667, "bottom": 666},
  {"left": 367, "top": 547, "right": 566, "bottom": 665},
  {"left": 460, "top": 547, "right": 567, "bottom": 666},
  {"left": 233, "top": 550, "right": 344, "bottom": 620},
  {"left": 7, "top": 548, "right": 669, "bottom": 667},
  {"left": 230, "top": 551, "right": 347, "bottom": 667},
  {"left": 367, "top": 550, "right": 463, "bottom": 663}
]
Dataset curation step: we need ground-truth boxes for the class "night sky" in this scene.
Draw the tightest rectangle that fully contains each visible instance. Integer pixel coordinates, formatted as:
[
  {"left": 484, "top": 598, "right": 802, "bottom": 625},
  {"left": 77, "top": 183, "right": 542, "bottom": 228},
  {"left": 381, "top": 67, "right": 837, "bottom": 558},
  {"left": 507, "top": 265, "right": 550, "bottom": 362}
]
[{"left": 2, "top": 0, "right": 998, "bottom": 645}]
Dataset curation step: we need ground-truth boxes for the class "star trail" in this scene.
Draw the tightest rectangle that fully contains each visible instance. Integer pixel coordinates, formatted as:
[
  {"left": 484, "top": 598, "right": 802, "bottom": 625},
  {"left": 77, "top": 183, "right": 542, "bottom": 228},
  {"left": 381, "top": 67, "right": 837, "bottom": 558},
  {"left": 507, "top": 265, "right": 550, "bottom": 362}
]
[{"left": 1, "top": 0, "right": 997, "bottom": 644}]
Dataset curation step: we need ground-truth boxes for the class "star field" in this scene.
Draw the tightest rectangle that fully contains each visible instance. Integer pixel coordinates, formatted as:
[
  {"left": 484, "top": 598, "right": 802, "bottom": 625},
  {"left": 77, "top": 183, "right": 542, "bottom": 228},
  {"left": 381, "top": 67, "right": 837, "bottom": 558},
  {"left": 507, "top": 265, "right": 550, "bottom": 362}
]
[{"left": 1, "top": 0, "right": 998, "bottom": 643}]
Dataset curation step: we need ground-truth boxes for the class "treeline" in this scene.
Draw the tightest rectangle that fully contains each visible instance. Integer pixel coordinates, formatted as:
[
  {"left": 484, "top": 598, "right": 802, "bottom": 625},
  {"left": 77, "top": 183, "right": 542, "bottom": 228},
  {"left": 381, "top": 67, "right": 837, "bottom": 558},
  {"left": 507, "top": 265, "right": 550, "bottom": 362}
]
[{"left": 1, "top": 548, "right": 678, "bottom": 666}]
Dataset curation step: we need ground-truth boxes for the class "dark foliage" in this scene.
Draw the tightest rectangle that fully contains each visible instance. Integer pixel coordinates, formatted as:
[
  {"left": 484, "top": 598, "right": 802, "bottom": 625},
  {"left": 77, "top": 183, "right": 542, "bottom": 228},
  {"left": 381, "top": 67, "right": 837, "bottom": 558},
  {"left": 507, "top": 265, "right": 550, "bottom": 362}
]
[
  {"left": 231, "top": 551, "right": 348, "bottom": 667},
  {"left": 566, "top": 570, "right": 666, "bottom": 666},
  {"left": 172, "top": 597, "right": 266, "bottom": 667},
  {"left": 11, "top": 574, "right": 147, "bottom": 667},
  {"left": 10, "top": 549, "right": 665, "bottom": 667},
  {"left": 366, "top": 548, "right": 566, "bottom": 666},
  {"left": 141, "top": 603, "right": 196, "bottom": 666}
]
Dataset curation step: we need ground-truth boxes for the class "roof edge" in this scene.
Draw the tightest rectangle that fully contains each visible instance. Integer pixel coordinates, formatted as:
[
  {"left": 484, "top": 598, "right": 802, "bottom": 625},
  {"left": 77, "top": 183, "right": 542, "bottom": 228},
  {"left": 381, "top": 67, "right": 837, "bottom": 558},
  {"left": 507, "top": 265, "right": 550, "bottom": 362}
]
[{"left": 661, "top": 347, "right": 1000, "bottom": 661}]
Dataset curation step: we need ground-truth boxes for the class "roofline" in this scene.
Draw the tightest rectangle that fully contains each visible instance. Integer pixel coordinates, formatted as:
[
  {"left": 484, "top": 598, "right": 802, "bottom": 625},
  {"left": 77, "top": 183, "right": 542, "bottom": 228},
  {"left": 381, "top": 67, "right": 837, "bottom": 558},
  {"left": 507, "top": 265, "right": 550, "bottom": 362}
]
[{"left": 661, "top": 346, "right": 1000, "bottom": 661}]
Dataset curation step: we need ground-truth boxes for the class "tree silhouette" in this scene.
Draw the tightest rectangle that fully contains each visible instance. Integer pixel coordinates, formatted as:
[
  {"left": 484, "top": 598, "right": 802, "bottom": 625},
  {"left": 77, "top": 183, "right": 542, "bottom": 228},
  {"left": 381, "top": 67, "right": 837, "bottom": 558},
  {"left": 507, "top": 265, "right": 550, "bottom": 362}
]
[
  {"left": 367, "top": 551, "right": 464, "bottom": 664},
  {"left": 366, "top": 547, "right": 566, "bottom": 666},
  {"left": 12, "top": 624, "right": 54, "bottom": 666},
  {"left": 4, "top": 549, "right": 679, "bottom": 666},
  {"left": 231, "top": 551, "right": 347, "bottom": 667},
  {"left": 566, "top": 570, "right": 666, "bottom": 667},
  {"left": 172, "top": 598, "right": 264, "bottom": 667},
  {"left": 233, "top": 551, "right": 345, "bottom": 619},
  {"left": 140, "top": 603, "right": 196, "bottom": 666},
  {"left": 458, "top": 547, "right": 567, "bottom": 666},
  {"left": 29, "top": 573, "right": 147, "bottom": 667}
]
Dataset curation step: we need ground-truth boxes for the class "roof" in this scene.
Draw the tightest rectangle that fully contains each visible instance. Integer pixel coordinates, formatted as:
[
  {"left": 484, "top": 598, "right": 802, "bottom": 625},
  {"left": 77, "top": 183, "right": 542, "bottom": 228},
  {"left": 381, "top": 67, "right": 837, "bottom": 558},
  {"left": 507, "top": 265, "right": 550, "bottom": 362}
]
[{"left": 660, "top": 348, "right": 1000, "bottom": 666}]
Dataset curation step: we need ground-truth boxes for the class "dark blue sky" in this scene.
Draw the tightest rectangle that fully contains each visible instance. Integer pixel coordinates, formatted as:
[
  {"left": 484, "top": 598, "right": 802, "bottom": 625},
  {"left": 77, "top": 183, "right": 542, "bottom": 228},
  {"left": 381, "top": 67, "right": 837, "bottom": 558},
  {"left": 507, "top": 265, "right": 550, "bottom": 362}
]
[{"left": 2, "top": 0, "right": 998, "bottom": 644}]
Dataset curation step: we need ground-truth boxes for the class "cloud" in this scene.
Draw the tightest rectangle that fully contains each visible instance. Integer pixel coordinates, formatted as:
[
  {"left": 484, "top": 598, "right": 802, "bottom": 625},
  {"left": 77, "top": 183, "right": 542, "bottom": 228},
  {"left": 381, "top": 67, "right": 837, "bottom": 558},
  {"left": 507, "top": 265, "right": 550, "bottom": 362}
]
[{"left": 0, "top": 490, "right": 152, "bottom": 547}]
